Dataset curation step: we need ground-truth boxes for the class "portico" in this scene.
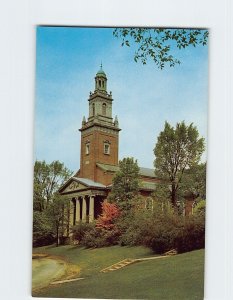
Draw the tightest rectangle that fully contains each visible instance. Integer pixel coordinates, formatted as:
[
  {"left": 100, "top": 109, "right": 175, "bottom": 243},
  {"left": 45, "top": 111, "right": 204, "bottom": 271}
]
[{"left": 59, "top": 177, "right": 108, "bottom": 225}]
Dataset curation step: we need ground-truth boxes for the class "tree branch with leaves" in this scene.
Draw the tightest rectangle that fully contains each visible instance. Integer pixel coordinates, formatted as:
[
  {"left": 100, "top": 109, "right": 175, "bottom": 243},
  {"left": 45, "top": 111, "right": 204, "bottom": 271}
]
[{"left": 113, "top": 28, "right": 208, "bottom": 69}]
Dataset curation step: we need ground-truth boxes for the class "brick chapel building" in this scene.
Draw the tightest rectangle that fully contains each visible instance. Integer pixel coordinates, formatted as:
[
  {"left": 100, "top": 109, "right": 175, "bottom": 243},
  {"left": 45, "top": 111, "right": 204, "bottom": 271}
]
[{"left": 58, "top": 66, "right": 162, "bottom": 225}]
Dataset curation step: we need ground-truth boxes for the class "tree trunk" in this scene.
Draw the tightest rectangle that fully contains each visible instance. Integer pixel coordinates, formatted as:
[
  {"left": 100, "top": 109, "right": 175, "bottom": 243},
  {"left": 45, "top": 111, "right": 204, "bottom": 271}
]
[
  {"left": 171, "top": 183, "right": 177, "bottom": 208},
  {"left": 56, "top": 225, "right": 59, "bottom": 247}
]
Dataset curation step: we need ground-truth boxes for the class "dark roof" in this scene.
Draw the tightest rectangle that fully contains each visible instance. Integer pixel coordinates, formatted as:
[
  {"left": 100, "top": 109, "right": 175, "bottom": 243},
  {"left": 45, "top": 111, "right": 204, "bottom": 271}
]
[
  {"left": 73, "top": 177, "right": 106, "bottom": 188},
  {"left": 140, "top": 181, "right": 157, "bottom": 191},
  {"left": 96, "top": 163, "right": 118, "bottom": 172},
  {"left": 139, "top": 167, "right": 156, "bottom": 178},
  {"left": 58, "top": 176, "right": 106, "bottom": 193},
  {"left": 96, "top": 163, "right": 156, "bottom": 178}
]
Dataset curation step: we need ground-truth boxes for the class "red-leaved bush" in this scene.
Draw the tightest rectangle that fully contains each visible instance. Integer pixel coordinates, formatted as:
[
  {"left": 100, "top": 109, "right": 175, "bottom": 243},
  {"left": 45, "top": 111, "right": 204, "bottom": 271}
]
[{"left": 96, "top": 200, "right": 120, "bottom": 230}]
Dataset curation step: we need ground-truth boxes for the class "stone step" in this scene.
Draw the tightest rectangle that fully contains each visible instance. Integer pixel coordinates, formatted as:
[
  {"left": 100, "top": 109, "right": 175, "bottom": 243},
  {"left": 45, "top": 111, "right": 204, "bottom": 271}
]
[
  {"left": 100, "top": 254, "right": 173, "bottom": 273},
  {"left": 100, "top": 259, "right": 137, "bottom": 273}
]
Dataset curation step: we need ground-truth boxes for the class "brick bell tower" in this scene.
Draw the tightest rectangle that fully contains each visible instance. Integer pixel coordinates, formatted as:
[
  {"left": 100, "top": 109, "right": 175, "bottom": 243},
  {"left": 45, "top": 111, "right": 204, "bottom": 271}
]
[{"left": 79, "top": 65, "right": 121, "bottom": 184}]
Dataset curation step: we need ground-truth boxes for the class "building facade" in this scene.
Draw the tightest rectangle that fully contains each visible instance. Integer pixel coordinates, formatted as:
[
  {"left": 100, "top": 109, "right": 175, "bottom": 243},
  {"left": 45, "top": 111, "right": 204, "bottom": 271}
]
[{"left": 59, "top": 67, "right": 160, "bottom": 226}]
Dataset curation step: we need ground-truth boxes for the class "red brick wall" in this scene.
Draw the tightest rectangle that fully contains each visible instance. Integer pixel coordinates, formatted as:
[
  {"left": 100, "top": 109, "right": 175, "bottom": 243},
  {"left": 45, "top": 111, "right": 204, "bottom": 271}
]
[
  {"left": 79, "top": 128, "right": 119, "bottom": 182},
  {"left": 96, "top": 168, "right": 115, "bottom": 185}
]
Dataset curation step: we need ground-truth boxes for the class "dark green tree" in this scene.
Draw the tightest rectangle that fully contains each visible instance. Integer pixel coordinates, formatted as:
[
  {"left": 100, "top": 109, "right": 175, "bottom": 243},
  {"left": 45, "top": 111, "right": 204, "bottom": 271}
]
[
  {"left": 32, "top": 211, "right": 54, "bottom": 247},
  {"left": 113, "top": 28, "right": 208, "bottom": 69},
  {"left": 46, "top": 194, "right": 68, "bottom": 247},
  {"left": 154, "top": 121, "right": 205, "bottom": 208},
  {"left": 179, "top": 162, "right": 206, "bottom": 199},
  {"left": 109, "top": 157, "right": 140, "bottom": 211}
]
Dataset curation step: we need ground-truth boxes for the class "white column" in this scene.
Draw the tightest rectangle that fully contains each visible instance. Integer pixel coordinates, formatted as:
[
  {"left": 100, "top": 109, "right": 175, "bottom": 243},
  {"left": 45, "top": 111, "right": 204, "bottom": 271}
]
[
  {"left": 75, "top": 198, "right": 80, "bottom": 223},
  {"left": 82, "top": 197, "right": 87, "bottom": 223},
  {"left": 89, "top": 196, "right": 95, "bottom": 222},
  {"left": 69, "top": 199, "right": 74, "bottom": 227}
]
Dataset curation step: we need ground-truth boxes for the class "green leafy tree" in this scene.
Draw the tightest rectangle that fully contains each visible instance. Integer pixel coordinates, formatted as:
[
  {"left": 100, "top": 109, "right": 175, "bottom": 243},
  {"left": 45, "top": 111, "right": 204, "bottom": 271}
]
[
  {"left": 33, "top": 160, "right": 72, "bottom": 246},
  {"left": 179, "top": 162, "right": 206, "bottom": 199},
  {"left": 109, "top": 157, "right": 140, "bottom": 211},
  {"left": 193, "top": 199, "right": 206, "bottom": 216},
  {"left": 154, "top": 121, "right": 205, "bottom": 208},
  {"left": 32, "top": 211, "right": 54, "bottom": 247},
  {"left": 33, "top": 160, "right": 72, "bottom": 210},
  {"left": 46, "top": 194, "right": 68, "bottom": 247},
  {"left": 113, "top": 28, "right": 208, "bottom": 69}
]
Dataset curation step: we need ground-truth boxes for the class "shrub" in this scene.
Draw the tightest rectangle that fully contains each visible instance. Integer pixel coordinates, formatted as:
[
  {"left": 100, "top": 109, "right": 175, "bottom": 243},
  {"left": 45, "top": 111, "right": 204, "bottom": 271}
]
[
  {"left": 117, "top": 209, "right": 151, "bottom": 246},
  {"left": 174, "top": 215, "right": 205, "bottom": 253},
  {"left": 143, "top": 214, "right": 182, "bottom": 254},
  {"left": 96, "top": 200, "right": 120, "bottom": 230},
  {"left": 76, "top": 200, "right": 121, "bottom": 248},
  {"left": 144, "top": 214, "right": 205, "bottom": 254},
  {"left": 81, "top": 227, "right": 120, "bottom": 248},
  {"left": 118, "top": 202, "right": 205, "bottom": 254},
  {"left": 71, "top": 222, "right": 95, "bottom": 242}
]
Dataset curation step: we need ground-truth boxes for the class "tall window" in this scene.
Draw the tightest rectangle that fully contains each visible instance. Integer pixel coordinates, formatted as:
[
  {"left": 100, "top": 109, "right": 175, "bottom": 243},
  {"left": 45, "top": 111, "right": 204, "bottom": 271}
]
[
  {"left": 102, "top": 103, "right": 106, "bottom": 115},
  {"left": 103, "top": 141, "right": 110, "bottom": 155},
  {"left": 104, "top": 144, "right": 110, "bottom": 154},
  {"left": 92, "top": 103, "right": 95, "bottom": 116},
  {"left": 85, "top": 143, "right": 90, "bottom": 155}
]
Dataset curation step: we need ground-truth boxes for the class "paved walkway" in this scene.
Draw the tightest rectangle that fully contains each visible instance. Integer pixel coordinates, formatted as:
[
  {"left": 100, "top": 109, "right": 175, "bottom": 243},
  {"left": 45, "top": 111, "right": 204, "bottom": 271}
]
[
  {"left": 32, "top": 257, "right": 66, "bottom": 291},
  {"left": 100, "top": 254, "right": 173, "bottom": 273}
]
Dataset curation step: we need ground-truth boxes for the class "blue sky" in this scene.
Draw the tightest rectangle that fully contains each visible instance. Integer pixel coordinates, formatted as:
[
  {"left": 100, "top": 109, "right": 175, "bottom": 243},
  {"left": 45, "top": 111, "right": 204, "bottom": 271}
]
[{"left": 34, "top": 27, "right": 208, "bottom": 172}]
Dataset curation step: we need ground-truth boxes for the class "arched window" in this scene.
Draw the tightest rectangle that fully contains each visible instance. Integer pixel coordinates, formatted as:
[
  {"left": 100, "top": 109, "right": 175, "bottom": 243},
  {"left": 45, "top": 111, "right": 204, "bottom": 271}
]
[
  {"left": 102, "top": 103, "right": 106, "bottom": 115},
  {"left": 103, "top": 140, "right": 111, "bottom": 155},
  {"left": 92, "top": 103, "right": 95, "bottom": 116},
  {"left": 85, "top": 140, "right": 90, "bottom": 155},
  {"left": 99, "top": 80, "right": 101, "bottom": 88}
]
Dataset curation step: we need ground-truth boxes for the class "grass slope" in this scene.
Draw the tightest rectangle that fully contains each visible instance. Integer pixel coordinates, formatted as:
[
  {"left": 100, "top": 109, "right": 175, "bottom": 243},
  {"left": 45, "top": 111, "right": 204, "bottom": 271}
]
[
  {"left": 33, "top": 245, "right": 204, "bottom": 299},
  {"left": 33, "top": 245, "right": 155, "bottom": 277}
]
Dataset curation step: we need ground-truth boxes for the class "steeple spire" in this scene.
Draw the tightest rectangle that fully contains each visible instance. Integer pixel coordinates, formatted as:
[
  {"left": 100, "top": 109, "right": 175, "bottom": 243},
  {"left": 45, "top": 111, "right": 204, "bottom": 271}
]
[{"left": 95, "top": 64, "right": 107, "bottom": 92}]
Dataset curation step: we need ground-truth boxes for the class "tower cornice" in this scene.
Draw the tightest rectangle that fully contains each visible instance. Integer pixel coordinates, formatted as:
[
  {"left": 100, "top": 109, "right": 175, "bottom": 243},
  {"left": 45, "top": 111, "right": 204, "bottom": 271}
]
[
  {"left": 88, "top": 91, "right": 113, "bottom": 101},
  {"left": 79, "top": 122, "right": 121, "bottom": 133}
]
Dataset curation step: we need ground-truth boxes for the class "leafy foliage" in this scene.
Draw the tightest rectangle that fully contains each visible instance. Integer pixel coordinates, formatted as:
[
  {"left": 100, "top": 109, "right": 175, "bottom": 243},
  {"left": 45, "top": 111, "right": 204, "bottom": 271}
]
[
  {"left": 113, "top": 28, "right": 208, "bottom": 69},
  {"left": 72, "top": 222, "right": 95, "bottom": 242},
  {"left": 46, "top": 194, "right": 69, "bottom": 246},
  {"left": 33, "top": 160, "right": 72, "bottom": 210},
  {"left": 154, "top": 121, "right": 205, "bottom": 207},
  {"left": 72, "top": 201, "right": 121, "bottom": 248},
  {"left": 174, "top": 215, "right": 205, "bottom": 253},
  {"left": 179, "top": 163, "right": 206, "bottom": 199},
  {"left": 33, "top": 211, "right": 54, "bottom": 247},
  {"left": 81, "top": 227, "right": 120, "bottom": 248},
  {"left": 33, "top": 160, "right": 72, "bottom": 246},
  {"left": 96, "top": 200, "right": 120, "bottom": 230},
  {"left": 193, "top": 199, "right": 206, "bottom": 216},
  {"left": 117, "top": 208, "right": 153, "bottom": 246},
  {"left": 143, "top": 214, "right": 205, "bottom": 254},
  {"left": 109, "top": 157, "right": 140, "bottom": 211},
  {"left": 114, "top": 199, "right": 205, "bottom": 254}
]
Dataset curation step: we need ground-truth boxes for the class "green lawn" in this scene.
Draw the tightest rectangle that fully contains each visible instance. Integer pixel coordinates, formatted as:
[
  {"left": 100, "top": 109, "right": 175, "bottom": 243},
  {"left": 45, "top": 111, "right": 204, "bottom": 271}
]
[
  {"left": 33, "top": 245, "right": 204, "bottom": 299},
  {"left": 33, "top": 245, "right": 155, "bottom": 277}
]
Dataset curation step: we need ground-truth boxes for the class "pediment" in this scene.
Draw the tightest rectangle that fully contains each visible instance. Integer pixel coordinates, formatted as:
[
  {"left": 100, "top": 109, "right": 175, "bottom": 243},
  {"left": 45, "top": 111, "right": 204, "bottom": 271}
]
[{"left": 61, "top": 179, "right": 87, "bottom": 193}]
